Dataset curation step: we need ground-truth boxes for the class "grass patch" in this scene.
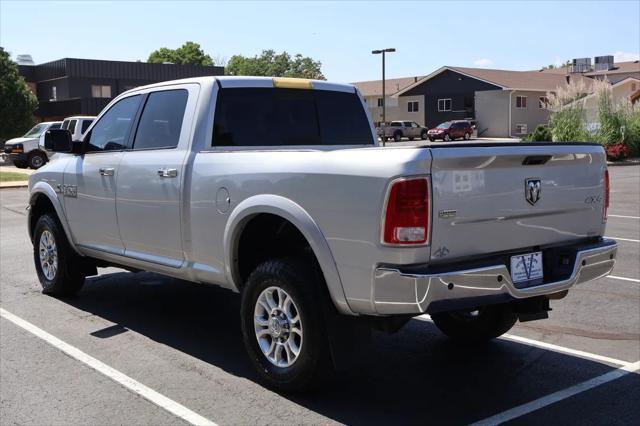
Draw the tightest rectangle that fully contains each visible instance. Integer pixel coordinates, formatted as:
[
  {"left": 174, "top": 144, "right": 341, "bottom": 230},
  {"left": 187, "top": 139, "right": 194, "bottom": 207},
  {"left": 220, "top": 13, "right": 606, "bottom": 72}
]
[{"left": 0, "top": 171, "right": 29, "bottom": 182}]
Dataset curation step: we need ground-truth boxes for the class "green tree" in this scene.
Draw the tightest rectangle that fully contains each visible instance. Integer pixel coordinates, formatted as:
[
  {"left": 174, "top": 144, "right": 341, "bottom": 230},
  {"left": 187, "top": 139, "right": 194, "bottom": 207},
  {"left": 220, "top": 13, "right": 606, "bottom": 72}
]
[
  {"left": 148, "top": 41, "right": 214, "bottom": 66},
  {"left": 0, "top": 47, "right": 37, "bottom": 143},
  {"left": 225, "top": 49, "right": 325, "bottom": 80}
]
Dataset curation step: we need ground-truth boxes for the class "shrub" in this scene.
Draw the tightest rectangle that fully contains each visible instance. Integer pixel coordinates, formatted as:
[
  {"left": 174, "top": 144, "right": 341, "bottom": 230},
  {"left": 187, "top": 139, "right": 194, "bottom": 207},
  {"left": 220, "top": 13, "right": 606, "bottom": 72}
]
[
  {"left": 524, "top": 125, "right": 552, "bottom": 142},
  {"left": 546, "top": 79, "right": 590, "bottom": 142},
  {"left": 605, "top": 143, "right": 631, "bottom": 161}
]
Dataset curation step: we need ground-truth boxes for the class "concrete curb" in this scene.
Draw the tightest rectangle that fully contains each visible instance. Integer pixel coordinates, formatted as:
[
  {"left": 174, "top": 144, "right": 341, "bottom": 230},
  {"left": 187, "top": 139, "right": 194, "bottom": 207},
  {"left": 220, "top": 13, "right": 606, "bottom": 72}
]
[
  {"left": 0, "top": 181, "right": 29, "bottom": 189},
  {"left": 607, "top": 159, "right": 640, "bottom": 167}
]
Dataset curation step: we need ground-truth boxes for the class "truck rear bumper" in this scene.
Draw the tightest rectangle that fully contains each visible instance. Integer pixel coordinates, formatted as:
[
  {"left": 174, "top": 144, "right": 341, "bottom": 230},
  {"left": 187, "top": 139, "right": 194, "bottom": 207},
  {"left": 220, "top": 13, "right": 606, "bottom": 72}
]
[{"left": 373, "top": 239, "right": 617, "bottom": 315}]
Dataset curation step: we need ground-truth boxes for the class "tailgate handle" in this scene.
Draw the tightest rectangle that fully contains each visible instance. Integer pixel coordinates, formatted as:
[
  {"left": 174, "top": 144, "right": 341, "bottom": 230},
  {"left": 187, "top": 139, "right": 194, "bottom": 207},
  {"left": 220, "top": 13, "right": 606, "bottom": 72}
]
[{"left": 522, "top": 155, "right": 552, "bottom": 165}]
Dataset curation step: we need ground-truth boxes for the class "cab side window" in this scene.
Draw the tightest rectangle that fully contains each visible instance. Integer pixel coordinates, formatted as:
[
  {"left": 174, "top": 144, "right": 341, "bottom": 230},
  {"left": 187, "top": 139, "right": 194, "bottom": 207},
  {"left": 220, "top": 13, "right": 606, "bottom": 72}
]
[
  {"left": 132, "top": 90, "right": 188, "bottom": 150},
  {"left": 86, "top": 95, "right": 141, "bottom": 152}
]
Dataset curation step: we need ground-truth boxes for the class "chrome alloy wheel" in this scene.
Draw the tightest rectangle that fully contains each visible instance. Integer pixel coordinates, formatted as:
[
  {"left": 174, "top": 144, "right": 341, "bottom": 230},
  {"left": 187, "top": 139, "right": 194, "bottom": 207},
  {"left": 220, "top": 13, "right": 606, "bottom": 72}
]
[
  {"left": 254, "top": 286, "right": 303, "bottom": 367},
  {"left": 39, "top": 230, "right": 58, "bottom": 280}
]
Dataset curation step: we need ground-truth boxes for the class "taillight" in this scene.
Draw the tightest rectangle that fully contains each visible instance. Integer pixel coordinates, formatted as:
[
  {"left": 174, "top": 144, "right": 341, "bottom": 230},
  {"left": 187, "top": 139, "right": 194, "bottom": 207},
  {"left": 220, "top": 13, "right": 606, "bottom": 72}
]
[
  {"left": 603, "top": 169, "right": 610, "bottom": 223},
  {"left": 383, "top": 177, "right": 430, "bottom": 245}
]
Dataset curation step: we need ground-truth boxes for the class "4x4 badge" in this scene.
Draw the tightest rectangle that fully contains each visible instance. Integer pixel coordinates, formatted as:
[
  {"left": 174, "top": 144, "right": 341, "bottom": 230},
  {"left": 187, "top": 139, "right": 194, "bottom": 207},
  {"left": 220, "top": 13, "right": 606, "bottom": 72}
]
[{"left": 525, "top": 178, "right": 541, "bottom": 205}]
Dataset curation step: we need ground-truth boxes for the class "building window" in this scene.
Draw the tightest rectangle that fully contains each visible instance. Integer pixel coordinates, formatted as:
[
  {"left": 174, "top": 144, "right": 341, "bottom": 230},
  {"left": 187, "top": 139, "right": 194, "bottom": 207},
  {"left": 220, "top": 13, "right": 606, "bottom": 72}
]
[
  {"left": 538, "top": 96, "right": 549, "bottom": 109},
  {"left": 408, "top": 101, "right": 419, "bottom": 112},
  {"left": 377, "top": 98, "right": 384, "bottom": 107},
  {"left": 92, "top": 85, "right": 112, "bottom": 98},
  {"left": 516, "top": 96, "right": 527, "bottom": 109},
  {"left": 438, "top": 98, "right": 452, "bottom": 111},
  {"left": 515, "top": 124, "right": 528, "bottom": 134},
  {"left": 51, "top": 86, "right": 57, "bottom": 100}
]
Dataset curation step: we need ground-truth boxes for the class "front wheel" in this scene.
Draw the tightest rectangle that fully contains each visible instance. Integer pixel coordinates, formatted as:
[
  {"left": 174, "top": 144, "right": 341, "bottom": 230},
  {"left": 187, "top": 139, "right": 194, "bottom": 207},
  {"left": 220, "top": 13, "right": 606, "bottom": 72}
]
[
  {"left": 429, "top": 137, "right": 435, "bottom": 142},
  {"left": 464, "top": 132, "right": 471, "bottom": 140},
  {"left": 431, "top": 303, "right": 517, "bottom": 342},
  {"left": 240, "top": 258, "right": 329, "bottom": 391},
  {"left": 393, "top": 132, "right": 402, "bottom": 142},
  {"left": 28, "top": 151, "right": 47, "bottom": 169},
  {"left": 33, "top": 214, "right": 86, "bottom": 295},
  {"left": 421, "top": 131, "right": 428, "bottom": 140},
  {"left": 444, "top": 134, "right": 451, "bottom": 142},
  {"left": 13, "top": 159, "right": 28, "bottom": 169}
]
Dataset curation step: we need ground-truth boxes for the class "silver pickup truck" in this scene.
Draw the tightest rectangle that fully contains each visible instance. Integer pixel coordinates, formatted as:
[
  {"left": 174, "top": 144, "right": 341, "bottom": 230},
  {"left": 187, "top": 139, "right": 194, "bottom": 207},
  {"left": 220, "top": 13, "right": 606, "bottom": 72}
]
[{"left": 29, "top": 76, "right": 617, "bottom": 391}]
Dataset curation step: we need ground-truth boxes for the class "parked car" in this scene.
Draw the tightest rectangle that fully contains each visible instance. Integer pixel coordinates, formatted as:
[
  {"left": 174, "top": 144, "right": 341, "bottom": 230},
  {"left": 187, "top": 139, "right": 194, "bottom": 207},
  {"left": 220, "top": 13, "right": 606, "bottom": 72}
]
[
  {"left": 30, "top": 76, "right": 617, "bottom": 391},
  {"left": 2, "top": 121, "right": 62, "bottom": 169},
  {"left": 427, "top": 120, "right": 473, "bottom": 141},
  {"left": 40, "top": 116, "right": 95, "bottom": 158},
  {"left": 377, "top": 120, "right": 428, "bottom": 142}
]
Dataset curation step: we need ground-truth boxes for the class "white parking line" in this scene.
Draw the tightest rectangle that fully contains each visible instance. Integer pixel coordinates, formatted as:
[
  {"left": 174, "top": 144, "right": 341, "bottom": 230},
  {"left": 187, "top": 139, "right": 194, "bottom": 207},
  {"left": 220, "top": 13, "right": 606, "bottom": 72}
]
[
  {"left": 607, "top": 236, "right": 640, "bottom": 243},
  {"left": 0, "top": 308, "right": 217, "bottom": 426},
  {"left": 607, "top": 275, "right": 640, "bottom": 283},
  {"left": 470, "top": 361, "right": 640, "bottom": 425},
  {"left": 415, "top": 315, "right": 631, "bottom": 366},
  {"left": 609, "top": 214, "right": 640, "bottom": 219}
]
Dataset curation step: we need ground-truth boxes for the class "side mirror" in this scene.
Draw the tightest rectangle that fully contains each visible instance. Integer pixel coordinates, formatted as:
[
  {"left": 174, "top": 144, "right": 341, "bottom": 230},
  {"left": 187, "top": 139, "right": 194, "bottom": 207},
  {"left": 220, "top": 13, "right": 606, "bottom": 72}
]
[{"left": 44, "top": 129, "right": 72, "bottom": 152}]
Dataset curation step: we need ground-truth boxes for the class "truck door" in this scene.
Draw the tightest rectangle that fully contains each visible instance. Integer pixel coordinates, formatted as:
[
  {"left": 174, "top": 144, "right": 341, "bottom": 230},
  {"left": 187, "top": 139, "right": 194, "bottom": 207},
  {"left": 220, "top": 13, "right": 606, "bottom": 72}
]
[
  {"left": 63, "top": 95, "right": 142, "bottom": 255},
  {"left": 115, "top": 85, "right": 198, "bottom": 267}
]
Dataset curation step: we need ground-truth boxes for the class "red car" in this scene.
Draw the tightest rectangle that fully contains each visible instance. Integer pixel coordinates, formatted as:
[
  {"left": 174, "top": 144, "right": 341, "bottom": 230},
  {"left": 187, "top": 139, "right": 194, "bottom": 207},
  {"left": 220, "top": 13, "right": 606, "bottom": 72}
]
[{"left": 427, "top": 120, "right": 473, "bottom": 141}]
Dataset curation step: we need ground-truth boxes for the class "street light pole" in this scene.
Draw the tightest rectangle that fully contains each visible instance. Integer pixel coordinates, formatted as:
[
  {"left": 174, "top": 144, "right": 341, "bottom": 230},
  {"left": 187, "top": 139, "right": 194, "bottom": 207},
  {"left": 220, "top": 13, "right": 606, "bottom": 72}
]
[{"left": 372, "top": 48, "right": 395, "bottom": 147}]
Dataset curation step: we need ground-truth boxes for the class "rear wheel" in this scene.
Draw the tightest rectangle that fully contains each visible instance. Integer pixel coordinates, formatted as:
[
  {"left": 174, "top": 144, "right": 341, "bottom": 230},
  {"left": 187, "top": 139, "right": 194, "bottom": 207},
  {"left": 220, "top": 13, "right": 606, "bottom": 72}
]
[
  {"left": 431, "top": 303, "right": 517, "bottom": 342},
  {"left": 382, "top": 137, "right": 388, "bottom": 142},
  {"left": 408, "top": 137, "right": 414, "bottom": 141},
  {"left": 421, "top": 130, "right": 428, "bottom": 140},
  {"left": 240, "top": 257, "right": 329, "bottom": 391},
  {"left": 393, "top": 132, "right": 402, "bottom": 142},
  {"left": 28, "top": 151, "right": 47, "bottom": 169},
  {"left": 33, "top": 214, "right": 86, "bottom": 296},
  {"left": 429, "top": 137, "right": 435, "bottom": 142},
  {"left": 464, "top": 132, "right": 471, "bottom": 140}
]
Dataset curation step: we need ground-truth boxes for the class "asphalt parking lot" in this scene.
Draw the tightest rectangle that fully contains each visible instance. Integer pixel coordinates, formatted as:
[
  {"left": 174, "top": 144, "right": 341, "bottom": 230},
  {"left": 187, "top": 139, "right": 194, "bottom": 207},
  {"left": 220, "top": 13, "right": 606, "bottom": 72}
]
[{"left": 0, "top": 166, "right": 638, "bottom": 425}]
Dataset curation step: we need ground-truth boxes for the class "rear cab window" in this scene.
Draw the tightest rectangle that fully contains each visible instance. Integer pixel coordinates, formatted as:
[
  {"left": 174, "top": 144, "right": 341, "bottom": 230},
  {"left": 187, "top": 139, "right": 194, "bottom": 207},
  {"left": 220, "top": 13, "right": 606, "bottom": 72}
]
[
  {"left": 213, "top": 88, "right": 373, "bottom": 147},
  {"left": 132, "top": 89, "right": 188, "bottom": 150}
]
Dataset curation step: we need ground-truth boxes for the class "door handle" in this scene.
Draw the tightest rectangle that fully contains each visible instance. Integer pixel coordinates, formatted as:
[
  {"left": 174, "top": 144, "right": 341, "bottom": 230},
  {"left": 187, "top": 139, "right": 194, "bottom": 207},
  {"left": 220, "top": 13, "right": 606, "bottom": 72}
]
[
  {"left": 99, "top": 167, "right": 115, "bottom": 176},
  {"left": 157, "top": 168, "right": 178, "bottom": 178}
]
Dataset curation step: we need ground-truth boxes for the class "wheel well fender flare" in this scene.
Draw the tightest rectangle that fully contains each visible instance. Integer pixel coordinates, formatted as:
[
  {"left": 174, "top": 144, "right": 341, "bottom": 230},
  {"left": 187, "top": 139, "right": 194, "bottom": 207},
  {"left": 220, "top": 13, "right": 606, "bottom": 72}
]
[
  {"left": 223, "top": 194, "right": 353, "bottom": 315},
  {"left": 29, "top": 182, "right": 79, "bottom": 254}
]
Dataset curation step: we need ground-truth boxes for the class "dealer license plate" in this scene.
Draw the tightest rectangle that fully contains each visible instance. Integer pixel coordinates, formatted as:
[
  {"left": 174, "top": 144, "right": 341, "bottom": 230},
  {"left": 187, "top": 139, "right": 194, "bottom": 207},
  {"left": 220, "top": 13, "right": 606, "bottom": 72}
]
[{"left": 510, "top": 252, "right": 543, "bottom": 283}]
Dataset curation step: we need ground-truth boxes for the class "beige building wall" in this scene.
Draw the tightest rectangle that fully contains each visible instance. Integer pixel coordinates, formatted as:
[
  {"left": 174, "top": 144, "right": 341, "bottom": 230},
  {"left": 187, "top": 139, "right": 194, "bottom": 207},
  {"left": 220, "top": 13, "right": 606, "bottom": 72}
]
[
  {"left": 583, "top": 78, "right": 640, "bottom": 124},
  {"left": 363, "top": 95, "right": 425, "bottom": 125},
  {"left": 475, "top": 90, "right": 510, "bottom": 137},
  {"left": 510, "top": 90, "right": 552, "bottom": 137}
]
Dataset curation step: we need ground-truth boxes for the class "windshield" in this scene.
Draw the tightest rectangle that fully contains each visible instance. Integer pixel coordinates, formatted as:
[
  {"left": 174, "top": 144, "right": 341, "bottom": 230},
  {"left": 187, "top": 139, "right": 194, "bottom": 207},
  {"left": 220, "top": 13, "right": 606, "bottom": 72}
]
[
  {"left": 437, "top": 122, "right": 451, "bottom": 129},
  {"left": 23, "top": 123, "right": 49, "bottom": 138}
]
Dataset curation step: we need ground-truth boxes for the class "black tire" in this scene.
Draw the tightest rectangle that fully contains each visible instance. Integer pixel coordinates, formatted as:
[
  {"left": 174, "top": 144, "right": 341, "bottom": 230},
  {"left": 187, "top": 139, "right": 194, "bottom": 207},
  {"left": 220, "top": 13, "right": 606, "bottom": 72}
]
[
  {"left": 464, "top": 132, "right": 471, "bottom": 140},
  {"left": 408, "top": 137, "right": 414, "bottom": 141},
  {"left": 393, "top": 132, "right": 402, "bottom": 142},
  {"left": 240, "top": 257, "right": 330, "bottom": 391},
  {"left": 13, "top": 160, "right": 28, "bottom": 169},
  {"left": 28, "top": 151, "right": 47, "bottom": 169},
  {"left": 431, "top": 303, "right": 517, "bottom": 342},
  {"left": 421, "top": 130, "right": 428, "bottom": 140},
  {"left": 33, "top": 213, "right": 86, "bottom": 296},
  {"left": 444, "top": 134, "right": 451, "bottom": 142},
  {"left": 382, "top": 137, "right": 388, "bottom": 142},
  {"left": 429, "top": 137, "right": 435, "bottom": 142}
]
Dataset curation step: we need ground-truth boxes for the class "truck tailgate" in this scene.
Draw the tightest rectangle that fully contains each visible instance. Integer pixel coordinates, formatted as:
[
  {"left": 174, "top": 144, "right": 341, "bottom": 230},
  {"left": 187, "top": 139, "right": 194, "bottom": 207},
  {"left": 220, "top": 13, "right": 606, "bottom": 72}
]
[{"left": 429, "top": 143, "right": 607, "bottom": 262}]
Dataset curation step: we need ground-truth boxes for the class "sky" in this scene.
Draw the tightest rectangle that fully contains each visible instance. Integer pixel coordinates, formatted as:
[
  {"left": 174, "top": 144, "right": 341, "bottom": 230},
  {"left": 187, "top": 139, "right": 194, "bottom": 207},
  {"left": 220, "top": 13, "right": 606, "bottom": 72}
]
[{"left": 1, "top": 0, "right": 639, "bottom": 83}]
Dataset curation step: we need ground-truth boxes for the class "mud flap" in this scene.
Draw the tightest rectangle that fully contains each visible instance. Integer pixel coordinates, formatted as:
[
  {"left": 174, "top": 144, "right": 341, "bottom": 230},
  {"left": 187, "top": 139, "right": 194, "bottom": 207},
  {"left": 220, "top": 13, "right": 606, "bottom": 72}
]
[{"left": 322, "top": 304, "right": 372, "bottom": 371}]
